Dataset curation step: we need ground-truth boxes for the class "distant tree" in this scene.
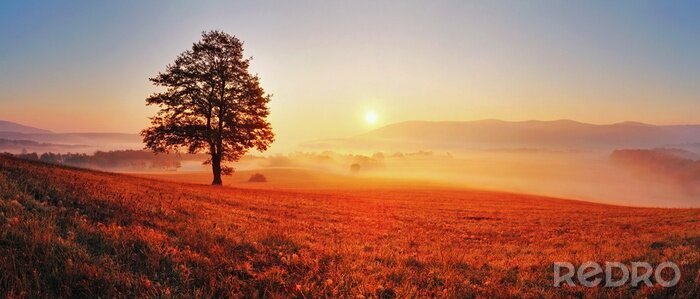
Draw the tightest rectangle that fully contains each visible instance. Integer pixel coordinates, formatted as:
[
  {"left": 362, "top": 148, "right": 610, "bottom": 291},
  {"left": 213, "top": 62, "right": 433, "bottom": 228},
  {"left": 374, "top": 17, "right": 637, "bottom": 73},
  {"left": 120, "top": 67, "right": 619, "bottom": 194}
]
[
  {"left": 17, "top": 152, "right": 39, "bottom": 161},
  {"left": 40, "top": 152, "right": 61, "bottom": 164},
  {"left": 142, "top": 31, "right": 274, "bottom": 185}
]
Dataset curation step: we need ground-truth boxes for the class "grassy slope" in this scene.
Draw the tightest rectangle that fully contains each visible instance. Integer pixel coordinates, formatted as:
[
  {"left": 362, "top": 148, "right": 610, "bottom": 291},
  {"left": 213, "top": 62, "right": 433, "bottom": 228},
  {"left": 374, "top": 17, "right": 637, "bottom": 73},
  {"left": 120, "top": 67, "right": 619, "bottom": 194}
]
[
  {"left": 0, "top": 156, "right": 698, "bottom": 298},
  {"left": 131, "top": 168, "right": 447, "bottom": 190}
]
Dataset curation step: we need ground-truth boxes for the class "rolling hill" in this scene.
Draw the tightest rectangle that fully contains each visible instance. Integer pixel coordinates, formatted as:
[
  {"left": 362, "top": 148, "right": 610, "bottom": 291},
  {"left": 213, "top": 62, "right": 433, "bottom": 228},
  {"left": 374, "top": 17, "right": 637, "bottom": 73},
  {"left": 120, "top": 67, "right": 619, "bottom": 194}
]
[
  {"left": 0, "top": 132, "right": 142, "bottom": 149},
  {"left": 304, "top": 119, "right": 700, "bottom": 152},
  {"left": 0, "top": 120, "right": 52, "bottom": 134},
  {"left": 0, "top": 155, "right": 698, "bottom": 297},
  {"left": 0, "top": 120, "right": 141, "bottom": 153},
  {"left": 0, "top": 138, "right": 86, "bottom": 153}
]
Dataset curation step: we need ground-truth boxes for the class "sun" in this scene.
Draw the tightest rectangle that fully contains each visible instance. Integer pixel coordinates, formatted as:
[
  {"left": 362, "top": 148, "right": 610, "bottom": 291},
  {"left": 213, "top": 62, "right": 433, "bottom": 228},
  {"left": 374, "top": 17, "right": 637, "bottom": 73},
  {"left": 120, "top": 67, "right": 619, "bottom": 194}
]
[{"left": 364, "top": 110, "right": 378, "bottom": 125}]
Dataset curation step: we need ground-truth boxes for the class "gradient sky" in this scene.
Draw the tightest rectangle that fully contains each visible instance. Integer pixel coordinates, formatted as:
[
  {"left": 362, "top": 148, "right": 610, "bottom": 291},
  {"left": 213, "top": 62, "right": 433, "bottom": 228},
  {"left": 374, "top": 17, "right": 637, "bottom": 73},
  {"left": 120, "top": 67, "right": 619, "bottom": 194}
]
[{"left": 1, "top": 1, "right": 699, "bottom": 150}]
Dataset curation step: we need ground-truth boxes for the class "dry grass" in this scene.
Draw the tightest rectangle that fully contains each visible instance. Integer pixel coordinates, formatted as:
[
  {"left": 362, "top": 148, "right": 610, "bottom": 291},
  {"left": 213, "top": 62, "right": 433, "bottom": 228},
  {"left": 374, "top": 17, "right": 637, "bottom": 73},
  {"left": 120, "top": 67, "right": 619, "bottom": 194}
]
[{"left": 0, "top": 156, "right": 698, "bottom": 298}]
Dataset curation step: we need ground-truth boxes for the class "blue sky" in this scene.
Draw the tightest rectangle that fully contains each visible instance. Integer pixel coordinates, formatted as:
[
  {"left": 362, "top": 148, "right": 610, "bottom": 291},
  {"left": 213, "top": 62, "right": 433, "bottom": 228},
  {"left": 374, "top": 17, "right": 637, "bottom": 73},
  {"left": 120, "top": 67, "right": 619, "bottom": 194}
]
[{"left": 0, "top": 1, "right": 698, "bottom": 148}]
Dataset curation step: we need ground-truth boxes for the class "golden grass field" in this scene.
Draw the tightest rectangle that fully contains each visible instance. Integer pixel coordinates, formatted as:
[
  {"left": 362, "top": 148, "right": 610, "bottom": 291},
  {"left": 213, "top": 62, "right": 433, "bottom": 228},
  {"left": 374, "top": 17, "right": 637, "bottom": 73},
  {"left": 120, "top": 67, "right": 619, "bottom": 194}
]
[
  {"left": 1, "top": 155, "right": 699, "bottom": 298},
  {"left": 132, "top": 167, "right": 447, "bottom": 190}
]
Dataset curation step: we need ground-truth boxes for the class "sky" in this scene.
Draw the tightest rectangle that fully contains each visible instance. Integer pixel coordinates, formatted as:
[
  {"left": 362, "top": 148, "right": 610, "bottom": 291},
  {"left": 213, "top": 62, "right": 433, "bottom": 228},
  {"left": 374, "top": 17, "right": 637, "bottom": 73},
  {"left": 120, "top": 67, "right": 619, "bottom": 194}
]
[{"left": 0, "top": 1, "right": 699, "bottom": 150}]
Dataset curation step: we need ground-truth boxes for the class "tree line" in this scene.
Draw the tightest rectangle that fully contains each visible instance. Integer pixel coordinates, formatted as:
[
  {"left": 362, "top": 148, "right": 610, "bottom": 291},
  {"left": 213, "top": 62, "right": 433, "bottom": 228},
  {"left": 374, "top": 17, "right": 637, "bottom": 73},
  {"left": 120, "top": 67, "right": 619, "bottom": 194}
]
[{"left": 5, "top": 150, "right": 204, "bottom": 170}]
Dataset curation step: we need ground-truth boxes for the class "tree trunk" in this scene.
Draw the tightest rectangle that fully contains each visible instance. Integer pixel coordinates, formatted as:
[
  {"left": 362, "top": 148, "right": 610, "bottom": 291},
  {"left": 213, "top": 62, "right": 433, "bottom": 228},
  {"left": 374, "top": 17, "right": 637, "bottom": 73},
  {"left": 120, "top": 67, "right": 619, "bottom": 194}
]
[{"left": 211, "top": 155, "right": 223, "bottom": 185}]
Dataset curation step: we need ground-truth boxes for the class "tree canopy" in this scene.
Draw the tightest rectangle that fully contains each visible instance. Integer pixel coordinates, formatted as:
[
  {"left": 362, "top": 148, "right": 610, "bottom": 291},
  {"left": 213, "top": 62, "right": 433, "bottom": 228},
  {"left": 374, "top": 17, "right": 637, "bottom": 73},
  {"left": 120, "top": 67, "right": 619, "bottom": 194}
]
[{"left": 142, "top": 30, "right": 274, "bottom": 185}]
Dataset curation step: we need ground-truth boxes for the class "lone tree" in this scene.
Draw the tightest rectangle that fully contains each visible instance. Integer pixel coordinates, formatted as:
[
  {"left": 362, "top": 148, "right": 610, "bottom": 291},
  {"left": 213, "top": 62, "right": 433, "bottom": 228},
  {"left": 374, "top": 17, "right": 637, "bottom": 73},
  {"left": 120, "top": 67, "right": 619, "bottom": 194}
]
[{"left": 142, "top": 31, "right": 274, "bottom": 185}]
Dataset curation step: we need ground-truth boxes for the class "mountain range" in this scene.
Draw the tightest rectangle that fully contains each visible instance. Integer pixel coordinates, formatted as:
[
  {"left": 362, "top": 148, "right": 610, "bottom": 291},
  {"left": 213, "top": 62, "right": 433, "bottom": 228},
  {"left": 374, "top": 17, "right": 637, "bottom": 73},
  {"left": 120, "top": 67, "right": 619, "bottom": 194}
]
[
  {"left": 304, "top": 119, "right": 700, "bottom": 152},
  {"left": 0, "top": 120, "right": 141, "bottom": 153},
  {"left": 4, "top": 119, "right": 700, "bottom": 154}
]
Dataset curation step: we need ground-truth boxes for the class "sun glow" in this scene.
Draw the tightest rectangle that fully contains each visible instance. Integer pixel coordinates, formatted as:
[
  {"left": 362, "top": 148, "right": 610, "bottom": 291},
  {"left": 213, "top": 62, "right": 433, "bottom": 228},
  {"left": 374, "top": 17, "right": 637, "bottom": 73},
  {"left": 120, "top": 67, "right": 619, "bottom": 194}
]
[{"left": 364, "top": 110, "right": 378, "bottom": 125}]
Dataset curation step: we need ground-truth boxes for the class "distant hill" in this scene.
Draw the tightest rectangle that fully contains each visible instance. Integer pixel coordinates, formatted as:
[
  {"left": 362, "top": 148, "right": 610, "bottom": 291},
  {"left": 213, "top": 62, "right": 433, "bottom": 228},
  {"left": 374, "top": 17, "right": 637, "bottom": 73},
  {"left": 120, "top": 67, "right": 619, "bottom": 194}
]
[
  {"left": 0, "top": 120, "right": 52, "bottom": 134},
  {"left": 0, "top": 131, "right": 141, "bottom": 145},
  {"left": 0, "top": 138, "right": 86, "bottom": 153},
  {"left": 0, "top": 120, "right": 142, "bottom": 153},
  {"left": 0, "top": 132, "right": 142, "bottom": 153},
  {"left": 303, "top": 119, "right": 700, "bottom": 151}
]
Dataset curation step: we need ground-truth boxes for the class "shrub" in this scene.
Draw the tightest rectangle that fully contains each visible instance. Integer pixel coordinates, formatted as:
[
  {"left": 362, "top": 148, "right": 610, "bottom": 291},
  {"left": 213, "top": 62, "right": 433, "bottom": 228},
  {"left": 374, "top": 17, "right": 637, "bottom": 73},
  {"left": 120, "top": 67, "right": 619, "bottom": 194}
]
[{"left": 248, "top": 173, "right": 267, "bottom": 182}]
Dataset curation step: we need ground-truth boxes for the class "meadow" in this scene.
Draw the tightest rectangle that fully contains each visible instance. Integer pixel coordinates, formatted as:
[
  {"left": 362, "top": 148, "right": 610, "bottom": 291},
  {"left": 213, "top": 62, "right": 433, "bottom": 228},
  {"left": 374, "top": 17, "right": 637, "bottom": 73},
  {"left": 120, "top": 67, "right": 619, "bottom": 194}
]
[{"left": 0, "top": 155, "right": 699, "bottom": 298}]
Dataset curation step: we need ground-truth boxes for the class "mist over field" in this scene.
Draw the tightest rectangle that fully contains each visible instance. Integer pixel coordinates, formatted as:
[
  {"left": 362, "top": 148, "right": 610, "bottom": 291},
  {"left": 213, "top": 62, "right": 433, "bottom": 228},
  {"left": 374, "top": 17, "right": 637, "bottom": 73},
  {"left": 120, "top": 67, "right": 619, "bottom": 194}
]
[
  {"left": 116, "top": 148, "right": 698, "bottom": 208},
  {"left": 370, "top": 151, "right": 699, "bottom": 208},
  {"left": 255, "top": 150, "right": 700, "bottom": 207},
  {"left": 6, "top": 119, "right": 699, "bottom": 207},
  {"left": 226, "top": 120, "right": 700, "bottom": 207}
]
